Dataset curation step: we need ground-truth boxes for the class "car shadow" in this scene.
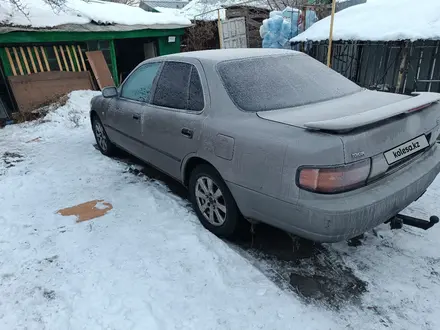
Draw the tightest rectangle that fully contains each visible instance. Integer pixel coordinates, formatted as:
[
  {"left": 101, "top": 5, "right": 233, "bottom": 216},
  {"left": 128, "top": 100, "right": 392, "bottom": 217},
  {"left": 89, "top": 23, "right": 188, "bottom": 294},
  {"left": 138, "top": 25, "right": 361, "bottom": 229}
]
[
  {"left": 230, "top": 227, "right": 367, "bottom": 309},
  {"left": 101, "top": 145, "right": 368, "bottom": 309}
]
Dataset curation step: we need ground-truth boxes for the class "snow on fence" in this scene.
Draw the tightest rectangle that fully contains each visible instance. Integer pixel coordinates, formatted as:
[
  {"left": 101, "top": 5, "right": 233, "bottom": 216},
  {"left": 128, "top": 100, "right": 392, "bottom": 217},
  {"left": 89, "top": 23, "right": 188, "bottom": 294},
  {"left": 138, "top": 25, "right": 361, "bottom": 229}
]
[{"left": 295, "top": 40, "right": 440, "bottom": 95}]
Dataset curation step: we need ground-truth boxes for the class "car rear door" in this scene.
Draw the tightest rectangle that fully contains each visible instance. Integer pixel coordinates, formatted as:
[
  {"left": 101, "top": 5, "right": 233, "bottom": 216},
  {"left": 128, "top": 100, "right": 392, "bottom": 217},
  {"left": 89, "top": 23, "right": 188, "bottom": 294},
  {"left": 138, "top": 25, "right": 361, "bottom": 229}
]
[
  {"left": 140, "top": 60, "right": 208, "bottom": 181},
  {"left": 106, "top": 62, "right": 162, "bottom": 156}
]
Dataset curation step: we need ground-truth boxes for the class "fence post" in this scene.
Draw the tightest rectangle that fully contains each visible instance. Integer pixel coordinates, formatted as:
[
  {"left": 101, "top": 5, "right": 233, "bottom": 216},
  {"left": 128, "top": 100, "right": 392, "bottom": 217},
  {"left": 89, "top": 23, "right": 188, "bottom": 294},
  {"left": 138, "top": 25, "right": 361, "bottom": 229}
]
[
  {"left": 217, "top": 10, "right": 223, "bottom": 49},
  {"left": 395, "top": 41, "right": 408, "bottom": 94},
  {"left": 327, "top": 0, "right": 337, "bottom": 67}
]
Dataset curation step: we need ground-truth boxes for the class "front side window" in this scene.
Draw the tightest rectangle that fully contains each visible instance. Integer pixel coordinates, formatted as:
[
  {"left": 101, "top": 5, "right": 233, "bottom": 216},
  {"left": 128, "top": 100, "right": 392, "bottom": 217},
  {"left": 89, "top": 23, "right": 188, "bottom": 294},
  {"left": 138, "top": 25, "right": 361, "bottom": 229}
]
[
  {"left": 152, "top": 61, "right": 204, "bottom": 111},
  {"left": 217, "top": 54, "right": 362, "bottom": 112},
  {"left": 120, "top": 62, "right": 161, "bottom": 102}
]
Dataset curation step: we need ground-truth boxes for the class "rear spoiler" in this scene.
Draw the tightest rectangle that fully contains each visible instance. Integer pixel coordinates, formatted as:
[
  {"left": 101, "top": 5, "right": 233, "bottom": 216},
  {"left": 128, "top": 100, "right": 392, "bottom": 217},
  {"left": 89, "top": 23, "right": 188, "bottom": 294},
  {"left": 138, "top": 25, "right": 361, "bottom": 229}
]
[{"left": 304, "top": 92, "right": 440, "bottom": 132}]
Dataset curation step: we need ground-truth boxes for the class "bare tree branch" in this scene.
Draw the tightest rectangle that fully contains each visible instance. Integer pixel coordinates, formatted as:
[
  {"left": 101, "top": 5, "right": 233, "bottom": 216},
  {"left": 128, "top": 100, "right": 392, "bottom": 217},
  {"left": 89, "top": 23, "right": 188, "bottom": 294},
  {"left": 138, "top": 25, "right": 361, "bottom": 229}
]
[
  {"left": 5, "top": 0, "right": 30, "bottom": 17},
  {"left": 1, "top": 0, "right": 68, "bottom": 20},
  {"left": 182, "top": 20, "right": 217, "bottom": 52}
]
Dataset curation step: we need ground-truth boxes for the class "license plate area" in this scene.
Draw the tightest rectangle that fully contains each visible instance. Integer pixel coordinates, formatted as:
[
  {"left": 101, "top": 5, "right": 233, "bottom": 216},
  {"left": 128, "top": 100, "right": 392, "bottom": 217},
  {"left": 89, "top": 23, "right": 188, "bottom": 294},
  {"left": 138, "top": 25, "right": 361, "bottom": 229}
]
[{"left": 384, "top": 135, "right": 429, "bottom": 165}]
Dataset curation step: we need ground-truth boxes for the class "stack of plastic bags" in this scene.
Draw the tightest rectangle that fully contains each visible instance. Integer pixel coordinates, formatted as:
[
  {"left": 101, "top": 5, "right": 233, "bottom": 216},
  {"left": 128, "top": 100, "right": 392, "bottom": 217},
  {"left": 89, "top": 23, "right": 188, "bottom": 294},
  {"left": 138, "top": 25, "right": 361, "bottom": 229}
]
[{"left": 260, "top": 7, "right": 318, "bottom": 49}]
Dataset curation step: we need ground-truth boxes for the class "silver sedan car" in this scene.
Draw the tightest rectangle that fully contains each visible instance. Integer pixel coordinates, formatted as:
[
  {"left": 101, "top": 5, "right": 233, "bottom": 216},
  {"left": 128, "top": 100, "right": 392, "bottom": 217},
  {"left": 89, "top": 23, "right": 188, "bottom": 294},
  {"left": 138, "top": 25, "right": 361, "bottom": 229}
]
[{"left": 90, "top": 48, "right": 440, "bottom": 242}]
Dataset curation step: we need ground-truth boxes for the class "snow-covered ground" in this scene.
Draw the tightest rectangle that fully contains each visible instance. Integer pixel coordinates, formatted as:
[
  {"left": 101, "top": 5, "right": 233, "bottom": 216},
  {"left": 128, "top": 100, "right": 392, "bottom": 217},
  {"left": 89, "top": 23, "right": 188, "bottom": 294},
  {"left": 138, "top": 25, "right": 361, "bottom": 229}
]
[{"left": 1, "top": 91, "right": 440, "bottom": 329}]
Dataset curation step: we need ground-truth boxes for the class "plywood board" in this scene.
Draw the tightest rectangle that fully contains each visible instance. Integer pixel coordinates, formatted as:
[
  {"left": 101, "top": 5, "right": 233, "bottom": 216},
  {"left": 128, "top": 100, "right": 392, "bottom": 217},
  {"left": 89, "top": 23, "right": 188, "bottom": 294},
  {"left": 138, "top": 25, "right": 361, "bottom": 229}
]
[
  {"left": 8, "top": 71, "right": 94, "bottom": 113},
  {"left": 85, "top": 50, "right": 115, "bottom": 90}
]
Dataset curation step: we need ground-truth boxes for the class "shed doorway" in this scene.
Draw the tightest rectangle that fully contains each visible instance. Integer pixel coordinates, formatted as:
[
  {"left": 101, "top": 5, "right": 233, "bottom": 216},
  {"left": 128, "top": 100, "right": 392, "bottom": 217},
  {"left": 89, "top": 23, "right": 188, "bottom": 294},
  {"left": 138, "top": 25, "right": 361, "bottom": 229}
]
[
  {"left": 115, "top": 38, "right": 158, "bottom": 83},
  {"left": 0, "top": 59, "right": 14, "bottom": 119}
]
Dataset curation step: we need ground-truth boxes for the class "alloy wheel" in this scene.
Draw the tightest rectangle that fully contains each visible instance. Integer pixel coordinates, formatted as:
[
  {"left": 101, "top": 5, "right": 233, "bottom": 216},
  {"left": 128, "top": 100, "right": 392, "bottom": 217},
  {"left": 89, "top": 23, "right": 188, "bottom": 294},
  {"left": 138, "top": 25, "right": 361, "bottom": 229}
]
[
  {"left": 94, "top": 121, "right": 107, "bottom": 152},
  {"left": 195, "top": 176, "right": 227, "bottom": 226}
]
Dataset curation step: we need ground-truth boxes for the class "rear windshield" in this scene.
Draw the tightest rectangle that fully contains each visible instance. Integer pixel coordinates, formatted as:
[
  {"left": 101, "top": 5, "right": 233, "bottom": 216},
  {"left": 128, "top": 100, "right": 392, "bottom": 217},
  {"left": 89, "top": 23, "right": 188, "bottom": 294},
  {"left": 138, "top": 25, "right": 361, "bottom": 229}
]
[{"left": 217, "top": 54, "right": 362, "bottom": 112}]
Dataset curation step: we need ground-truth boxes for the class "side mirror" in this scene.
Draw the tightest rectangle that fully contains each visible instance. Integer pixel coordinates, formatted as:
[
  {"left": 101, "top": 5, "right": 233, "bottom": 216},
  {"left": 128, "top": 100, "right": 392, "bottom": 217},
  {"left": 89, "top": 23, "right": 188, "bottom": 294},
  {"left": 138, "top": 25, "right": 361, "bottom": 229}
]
[{"left": 102, "top": 86, "right": 118, "bottom": 98}]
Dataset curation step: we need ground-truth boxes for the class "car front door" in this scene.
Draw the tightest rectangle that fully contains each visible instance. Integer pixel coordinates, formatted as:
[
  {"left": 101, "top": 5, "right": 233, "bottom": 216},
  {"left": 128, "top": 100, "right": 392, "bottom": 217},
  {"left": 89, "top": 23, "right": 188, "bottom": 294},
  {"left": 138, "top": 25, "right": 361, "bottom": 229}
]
[
  {"left": 140, "top": 60, "right": 207, "bottom": 181},
  {"left": 105, "top": 62, "right": 162, "bottom": 156}
]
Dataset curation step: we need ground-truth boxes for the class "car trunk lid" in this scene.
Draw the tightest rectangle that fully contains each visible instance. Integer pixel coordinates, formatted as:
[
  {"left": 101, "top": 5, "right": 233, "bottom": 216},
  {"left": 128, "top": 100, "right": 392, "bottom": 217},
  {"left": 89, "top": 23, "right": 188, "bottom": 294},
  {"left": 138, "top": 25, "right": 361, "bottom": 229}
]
[{"left": 257, "top": 90, "right": 440, "bottom": 163}]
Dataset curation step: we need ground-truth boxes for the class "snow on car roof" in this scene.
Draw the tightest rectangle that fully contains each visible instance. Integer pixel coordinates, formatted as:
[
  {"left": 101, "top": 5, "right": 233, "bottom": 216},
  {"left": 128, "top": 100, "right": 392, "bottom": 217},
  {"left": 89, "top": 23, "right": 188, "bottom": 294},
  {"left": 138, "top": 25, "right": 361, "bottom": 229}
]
[
  {"left": 0, "top": 0, "right": 191, "bottom": 29},
  {"left": 291, "top": 0, "right": 440, "bottom": 43},
  {"left": 165, "top": 48, "right": 302, "bottom": 61}
]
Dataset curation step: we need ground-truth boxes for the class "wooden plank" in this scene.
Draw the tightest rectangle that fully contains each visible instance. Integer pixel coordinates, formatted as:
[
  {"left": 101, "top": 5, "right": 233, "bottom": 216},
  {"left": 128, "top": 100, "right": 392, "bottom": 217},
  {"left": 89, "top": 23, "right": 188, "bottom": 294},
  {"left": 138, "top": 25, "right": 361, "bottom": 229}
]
[
  {"left": 5, "top": 48, "right": 17, "bottom": 76},
  {"left": 71, "top": 45, "right": 80, "bottom": 72},
  {"left": 8, "top": 71, "right": 95, "bottom": 113},
  {"left": 20, "top": 47, "right": 31, "bottom": 74},
  {"left": 59, "top": 46, "right": 69, "bottom": 71},
  {"left": 66, "top": 45, "right": 76, "bottom": 72},
  {"left": 27, "top": 47, "right": 38, "bottom": 73},
  {"left": 109, "top": 40, "right": 119, "bottom": 86},
  {"left": 77, "top": 45, "right": 87, "bottom": 71},
  {"left": 52, "top": 46, "right": 62, "bottom": 71},
  {"left": 34, "top": 46, "right": 44, "bottom": 72},
  {"left": 85, "top": 50, "right": 115, "bottom": 90},
  {"left": 40, "top": 46, "right": 50, "bottom": 71},
  {"left": 12, "top": 47, "right": 24, "bottom": 75}
]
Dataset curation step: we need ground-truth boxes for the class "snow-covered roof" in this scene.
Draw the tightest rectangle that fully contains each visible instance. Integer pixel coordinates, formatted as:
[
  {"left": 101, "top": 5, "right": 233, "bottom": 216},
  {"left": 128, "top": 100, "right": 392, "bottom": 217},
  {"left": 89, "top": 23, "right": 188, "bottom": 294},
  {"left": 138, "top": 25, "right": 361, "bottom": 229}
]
[
  {"left": 291, "top": 0, "right": 440, "bottom": 43},
  {"left": 155, "top": 6, "right": 183, "bottom": 16},
  {"left": 0, "top": 0, "right": 191, "bottom": 30},
  {"left": 144, "top": 0, "right": 189, "bottom": 9},
  {"left": 181, "top": 0, "right": 271, "bottom": 21}
]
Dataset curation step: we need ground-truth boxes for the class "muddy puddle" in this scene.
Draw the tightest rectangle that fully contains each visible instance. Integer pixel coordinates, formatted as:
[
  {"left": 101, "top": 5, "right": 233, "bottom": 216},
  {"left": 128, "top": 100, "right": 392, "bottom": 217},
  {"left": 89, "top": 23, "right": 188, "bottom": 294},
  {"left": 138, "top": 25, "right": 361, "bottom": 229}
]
[{"left": 107, "top": 146, "right": 368, "bottom": 308}]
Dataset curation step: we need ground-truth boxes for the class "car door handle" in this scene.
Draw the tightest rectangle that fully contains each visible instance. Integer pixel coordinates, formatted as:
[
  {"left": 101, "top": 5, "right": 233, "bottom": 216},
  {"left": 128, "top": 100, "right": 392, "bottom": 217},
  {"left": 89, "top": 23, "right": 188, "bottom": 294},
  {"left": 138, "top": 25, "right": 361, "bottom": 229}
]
[
  {"left": 132, "top": 114, "right": 140, "bottom": 120},
  {"left": 181, "top": 128, "right": 194, "bottom": 139}
]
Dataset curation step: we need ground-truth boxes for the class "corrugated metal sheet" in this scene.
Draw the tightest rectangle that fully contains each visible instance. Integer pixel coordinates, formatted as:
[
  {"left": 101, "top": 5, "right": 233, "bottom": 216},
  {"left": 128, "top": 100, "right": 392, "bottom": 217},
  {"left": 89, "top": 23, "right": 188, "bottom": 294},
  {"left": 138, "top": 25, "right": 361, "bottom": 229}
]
[
  {"left": 0, "top": 22, "right": 188, "bottom": 35},
  {"left": 143, "top": 0, "right": 188, "bottom": 9}
]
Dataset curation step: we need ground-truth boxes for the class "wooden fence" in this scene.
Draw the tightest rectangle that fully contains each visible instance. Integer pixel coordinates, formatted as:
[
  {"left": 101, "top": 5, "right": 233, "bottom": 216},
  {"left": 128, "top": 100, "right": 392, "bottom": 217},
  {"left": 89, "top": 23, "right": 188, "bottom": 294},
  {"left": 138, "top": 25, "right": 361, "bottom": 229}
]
[
  {"left": 4, "top": 44, "right": 88, "bottom": 76},
  {"left": 295, "top": 40, "right": 440, "bottom": 95}
]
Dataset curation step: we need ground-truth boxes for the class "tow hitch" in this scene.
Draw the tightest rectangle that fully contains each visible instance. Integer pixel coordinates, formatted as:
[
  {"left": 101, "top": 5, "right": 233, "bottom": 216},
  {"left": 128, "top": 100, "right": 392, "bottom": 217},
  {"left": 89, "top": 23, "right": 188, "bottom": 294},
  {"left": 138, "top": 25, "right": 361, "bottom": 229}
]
[{"left": 388, "top": 214, "right": 439, "bottom": 230}]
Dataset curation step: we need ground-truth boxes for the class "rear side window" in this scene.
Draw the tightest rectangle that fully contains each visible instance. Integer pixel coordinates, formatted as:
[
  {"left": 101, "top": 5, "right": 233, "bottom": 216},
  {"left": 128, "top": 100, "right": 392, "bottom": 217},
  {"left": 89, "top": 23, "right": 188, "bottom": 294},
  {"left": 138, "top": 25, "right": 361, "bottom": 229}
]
[
  {"left": 152, "top": 61, "right": 204, "bottom": 111},
  {"left": 188, "top": 68, "right": 204, "bottom": 111},
  {"left": 121, "top": 62, "right": 161, "bottom": 102},
  {"left": 217, "top": 54, "right": 362, "bottom": 112}
]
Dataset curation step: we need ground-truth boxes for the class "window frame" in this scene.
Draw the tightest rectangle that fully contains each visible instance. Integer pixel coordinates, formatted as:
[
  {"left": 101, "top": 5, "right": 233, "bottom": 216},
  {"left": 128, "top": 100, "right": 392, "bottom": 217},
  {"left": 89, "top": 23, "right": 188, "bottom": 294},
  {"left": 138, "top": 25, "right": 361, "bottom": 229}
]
[
  {"left": 150, "top": 60, "right": 206, "bottom": 114},
  {"left": 118, "top": 61, "right": 164, "bottom": 104}
]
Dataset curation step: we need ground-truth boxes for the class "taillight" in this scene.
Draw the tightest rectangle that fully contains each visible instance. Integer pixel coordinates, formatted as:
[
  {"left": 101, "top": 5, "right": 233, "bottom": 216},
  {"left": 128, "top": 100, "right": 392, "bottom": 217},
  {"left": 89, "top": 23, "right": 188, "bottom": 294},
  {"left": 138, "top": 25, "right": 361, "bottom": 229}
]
[{"left": 297, "top": 159, "right": 371, "bottom": 194}]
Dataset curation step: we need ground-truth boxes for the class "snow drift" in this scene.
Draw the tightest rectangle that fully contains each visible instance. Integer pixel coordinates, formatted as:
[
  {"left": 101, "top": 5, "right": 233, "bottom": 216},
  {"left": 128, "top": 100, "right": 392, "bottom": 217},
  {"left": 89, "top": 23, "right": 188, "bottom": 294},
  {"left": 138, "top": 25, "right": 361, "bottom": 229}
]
[
  {"left": 0, "top": 0, "right": 191, "bottom": 28},
  {"left": 292, "top": 0, "right": 440, "bottom": 42}
]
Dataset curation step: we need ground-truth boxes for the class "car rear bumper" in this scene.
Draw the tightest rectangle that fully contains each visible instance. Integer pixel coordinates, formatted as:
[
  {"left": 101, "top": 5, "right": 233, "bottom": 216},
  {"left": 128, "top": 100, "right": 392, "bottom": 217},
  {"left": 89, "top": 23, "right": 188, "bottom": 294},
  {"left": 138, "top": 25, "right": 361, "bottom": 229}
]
[{"left": 228, "top": 144, "right": 440, "bottom": 242}]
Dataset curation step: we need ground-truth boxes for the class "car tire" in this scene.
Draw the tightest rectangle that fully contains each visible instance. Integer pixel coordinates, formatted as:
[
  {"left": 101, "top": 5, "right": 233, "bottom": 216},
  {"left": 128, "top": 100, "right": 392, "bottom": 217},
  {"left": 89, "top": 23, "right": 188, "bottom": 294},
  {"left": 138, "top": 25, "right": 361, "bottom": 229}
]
[
  {"left": 189, "top": 164, "right": 245, "bottom": 238},
  {"left": 92, "top": 115, "right": 116, "bottom": 156}
]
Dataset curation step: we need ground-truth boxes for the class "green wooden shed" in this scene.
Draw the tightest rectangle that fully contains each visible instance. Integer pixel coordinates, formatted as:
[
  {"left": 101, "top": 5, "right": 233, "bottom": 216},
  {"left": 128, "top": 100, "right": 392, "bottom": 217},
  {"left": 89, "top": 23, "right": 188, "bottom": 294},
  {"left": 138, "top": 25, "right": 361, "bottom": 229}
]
[{"left": 0, "top": 0, "right": 191, "bottom": 115}]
